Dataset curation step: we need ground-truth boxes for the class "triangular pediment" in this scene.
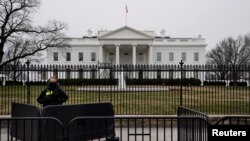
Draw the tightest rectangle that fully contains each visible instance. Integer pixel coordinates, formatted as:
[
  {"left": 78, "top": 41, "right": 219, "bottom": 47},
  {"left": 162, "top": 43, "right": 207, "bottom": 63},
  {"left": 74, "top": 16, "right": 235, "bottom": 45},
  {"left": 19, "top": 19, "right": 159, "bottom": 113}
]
[{"left": 98, "top": 26, "right": 154, "bottom": 40}]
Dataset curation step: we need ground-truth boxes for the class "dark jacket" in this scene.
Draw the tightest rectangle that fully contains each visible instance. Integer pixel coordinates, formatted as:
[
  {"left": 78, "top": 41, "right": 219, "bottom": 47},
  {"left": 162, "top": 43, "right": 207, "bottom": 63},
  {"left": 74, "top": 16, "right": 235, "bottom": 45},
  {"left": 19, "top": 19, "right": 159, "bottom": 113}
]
[{"left": 37, "top": 86, "right": 68, "bottom": 107}]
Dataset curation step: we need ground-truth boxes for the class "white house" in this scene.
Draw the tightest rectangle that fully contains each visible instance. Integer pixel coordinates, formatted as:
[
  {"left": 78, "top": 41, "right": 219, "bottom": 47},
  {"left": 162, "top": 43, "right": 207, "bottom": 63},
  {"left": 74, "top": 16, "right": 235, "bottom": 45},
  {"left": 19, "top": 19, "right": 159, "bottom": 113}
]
[
  {"left": 46, "top": 26, "right": 207, "bottom": 82},
  {"left": 47, "top": 26, "right": 207, "bottom": 65}
]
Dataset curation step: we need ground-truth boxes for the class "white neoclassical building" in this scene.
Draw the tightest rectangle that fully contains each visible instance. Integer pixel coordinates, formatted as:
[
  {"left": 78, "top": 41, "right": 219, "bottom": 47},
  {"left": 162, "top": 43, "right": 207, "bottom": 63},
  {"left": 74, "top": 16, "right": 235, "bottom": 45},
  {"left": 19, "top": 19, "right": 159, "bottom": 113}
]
[{"left": 47, "top": 26, "right": 207, "bottom": 65}]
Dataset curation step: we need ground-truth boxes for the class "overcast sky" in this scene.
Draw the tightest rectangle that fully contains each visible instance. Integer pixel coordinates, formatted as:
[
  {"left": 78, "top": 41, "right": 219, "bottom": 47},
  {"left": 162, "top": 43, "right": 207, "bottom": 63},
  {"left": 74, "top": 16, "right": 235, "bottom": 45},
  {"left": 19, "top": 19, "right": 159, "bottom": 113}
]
[{"left": 33, "top": 0, "right": 250, "bottom": 51}]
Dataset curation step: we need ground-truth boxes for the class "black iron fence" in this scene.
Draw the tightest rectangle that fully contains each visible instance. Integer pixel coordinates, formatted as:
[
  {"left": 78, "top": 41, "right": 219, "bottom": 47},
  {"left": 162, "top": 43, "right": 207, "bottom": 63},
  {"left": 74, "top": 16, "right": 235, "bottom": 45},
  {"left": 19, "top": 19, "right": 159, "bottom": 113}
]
[
  {"left": 1, "top": 116, "right": 249, "bottom": 141},
  {"left": 1, "top": 63, "right": 250, "bottom": 115},
  {"left": 0, "top": 116, "right": 208, "bottom": 141},
  {"left": 177, "top": 106, "right": 250, "bottom": 141},
  {"left": 0, "top": 117, "right": 64, "bottom": 141},
  {"left": 1, "top": 104, "right": 250, "bottom": 141}
]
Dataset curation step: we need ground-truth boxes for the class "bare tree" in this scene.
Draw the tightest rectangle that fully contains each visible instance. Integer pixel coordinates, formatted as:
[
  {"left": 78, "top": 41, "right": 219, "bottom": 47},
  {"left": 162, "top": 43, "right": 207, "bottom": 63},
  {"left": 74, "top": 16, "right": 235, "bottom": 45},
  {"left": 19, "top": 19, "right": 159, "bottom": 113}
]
[
  {"left": 207, "top": 35, "right": 250, "bottom": 66},
  {"left": 0, "top": 0, "right": 67, "bottom": 66},
  {"left": 207, "top": 34, "right": 250, "bottom": 81}
]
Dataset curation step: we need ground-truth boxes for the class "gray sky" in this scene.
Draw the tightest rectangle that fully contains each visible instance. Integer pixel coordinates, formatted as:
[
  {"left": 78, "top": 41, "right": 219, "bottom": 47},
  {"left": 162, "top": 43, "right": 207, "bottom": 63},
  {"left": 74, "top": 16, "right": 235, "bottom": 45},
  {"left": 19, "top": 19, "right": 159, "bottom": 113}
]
[{"left": 33, "top": 0, "right": 250, "bottom": 51}]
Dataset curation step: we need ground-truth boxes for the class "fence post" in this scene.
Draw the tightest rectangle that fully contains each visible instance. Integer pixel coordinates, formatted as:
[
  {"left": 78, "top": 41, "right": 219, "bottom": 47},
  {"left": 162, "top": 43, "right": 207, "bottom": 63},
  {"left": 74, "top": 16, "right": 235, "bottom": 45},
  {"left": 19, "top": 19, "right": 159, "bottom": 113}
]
[
  {"left": 179, "top": 60, "right": 184, "bottom": 106},
  {"left": 98, "top": 61, "right": 100, "bottom": 102},
  {"left": 26, "top": 60, "right": 31, "bottom": 104}
]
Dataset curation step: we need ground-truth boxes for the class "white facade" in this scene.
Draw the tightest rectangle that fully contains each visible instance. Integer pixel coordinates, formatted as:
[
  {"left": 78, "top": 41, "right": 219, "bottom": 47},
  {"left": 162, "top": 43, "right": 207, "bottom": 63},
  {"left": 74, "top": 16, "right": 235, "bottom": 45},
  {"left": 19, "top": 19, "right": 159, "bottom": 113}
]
[{"left": 47, "top": 26, "right": 207, "bottom": 65}]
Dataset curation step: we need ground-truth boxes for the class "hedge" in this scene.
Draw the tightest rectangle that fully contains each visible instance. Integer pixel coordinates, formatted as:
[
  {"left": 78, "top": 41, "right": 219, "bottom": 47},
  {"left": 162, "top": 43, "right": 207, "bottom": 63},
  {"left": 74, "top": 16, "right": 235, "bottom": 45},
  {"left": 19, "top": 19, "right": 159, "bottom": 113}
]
[
  {"left": 126, "top": 78, "right": 201, "bottom": 86},
  {"left": 6, "top": 81, "right": 23, "bottom": 85},
  {"left": 203, "top": 81, "right": 248, "bottom": 86},
  {"left": 203, "top": 81, "right": 226, "bottom": 86},
  {"left": 25, "top": 81, "right": 47, "bottom": 85},
  {"left": 58, "top": 79, "right": 118, "bottom": 86},
  {"left": 229, "top": 81, "right": 247, "bottom": 86}
]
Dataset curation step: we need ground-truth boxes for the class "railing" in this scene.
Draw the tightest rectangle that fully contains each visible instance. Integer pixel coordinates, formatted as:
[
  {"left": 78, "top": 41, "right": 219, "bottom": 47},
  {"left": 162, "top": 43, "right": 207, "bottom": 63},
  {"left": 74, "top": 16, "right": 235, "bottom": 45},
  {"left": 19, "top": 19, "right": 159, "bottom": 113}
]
[
  {"left": 0, "top": 116, "right": 209, "bottom": 141},
  {"left": 214, "top": 116, "right": 250, "bottom": 125},
  {"left": 0, "top": 117, "right": 64, "bottom": 141},
  {"left": 178, "top": 106, "right": 209, "bottom": 122},
  {"left": 1, "top": 64, "right": 250, "bottom": 115},
  {"left": 177, "top": 106, "right": 250, "bottom": 141},
  {"left": 177, "top": 106, "right": 210, "bottom": 141}
]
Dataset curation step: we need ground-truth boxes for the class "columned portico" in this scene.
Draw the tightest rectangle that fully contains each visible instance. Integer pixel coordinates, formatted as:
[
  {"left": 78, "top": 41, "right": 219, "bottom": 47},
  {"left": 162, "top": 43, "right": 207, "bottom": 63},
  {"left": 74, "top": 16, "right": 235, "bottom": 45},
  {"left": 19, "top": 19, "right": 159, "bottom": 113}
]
[
  {"left": 115, "top": 44, "right": 120, "bottom": 65},
  {"left": 103, "top": 44, "right": 149, "bottom": 65}
]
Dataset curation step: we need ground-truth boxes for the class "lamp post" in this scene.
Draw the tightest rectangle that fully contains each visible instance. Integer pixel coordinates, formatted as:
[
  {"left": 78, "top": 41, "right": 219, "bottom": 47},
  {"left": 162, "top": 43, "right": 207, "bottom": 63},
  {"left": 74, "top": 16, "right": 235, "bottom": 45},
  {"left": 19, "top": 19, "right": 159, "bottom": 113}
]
[{"left": 179, "top": 60, "right": 184, "bottom": 106}]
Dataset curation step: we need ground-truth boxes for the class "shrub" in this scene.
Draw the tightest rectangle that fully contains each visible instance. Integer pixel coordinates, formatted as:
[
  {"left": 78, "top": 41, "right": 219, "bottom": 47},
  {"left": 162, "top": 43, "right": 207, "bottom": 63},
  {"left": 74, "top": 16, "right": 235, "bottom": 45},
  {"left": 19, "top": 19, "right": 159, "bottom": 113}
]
[
  {"left": 229, "top": 81, "right": 247, "bottom": 86},
  {"left": 58, "top": 79, "right": 118, "bottom": 85},
  {"left": 26, "top": 81, "right": 47, "bottom": 85},
  {"left": 6, "top": 81, "right": 23, "bottom": 85},
  {"left": 203, "top": 81, "right": 226, "bottom": 86},
  {"left": 126, "top": 78, "right": 201, "bottom": 86}
]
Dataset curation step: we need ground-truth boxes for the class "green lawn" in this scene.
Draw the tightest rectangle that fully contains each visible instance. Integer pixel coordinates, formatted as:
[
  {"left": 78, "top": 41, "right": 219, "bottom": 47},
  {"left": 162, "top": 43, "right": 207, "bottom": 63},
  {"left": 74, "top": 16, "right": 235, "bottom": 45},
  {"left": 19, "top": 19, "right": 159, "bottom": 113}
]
[{"left": 0, "top": 85, "right": 249, "bottom": 115}]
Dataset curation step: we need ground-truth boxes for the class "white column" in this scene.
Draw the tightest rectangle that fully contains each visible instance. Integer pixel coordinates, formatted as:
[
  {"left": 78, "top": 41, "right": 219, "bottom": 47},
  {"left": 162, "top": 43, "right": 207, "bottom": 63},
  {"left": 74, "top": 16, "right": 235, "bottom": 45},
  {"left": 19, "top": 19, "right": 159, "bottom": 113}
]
[
  {"left": 132, "top": 44, "right": 137, "bottom": 65},
  {"left": 99, "top": 45, "right": 103, "bottom": 63},
  {"left": 148, "top": 45, "right": 153, "bottom": 64},
  {"left": 115, "top": 44, "right": 120, "bottom": 65}
]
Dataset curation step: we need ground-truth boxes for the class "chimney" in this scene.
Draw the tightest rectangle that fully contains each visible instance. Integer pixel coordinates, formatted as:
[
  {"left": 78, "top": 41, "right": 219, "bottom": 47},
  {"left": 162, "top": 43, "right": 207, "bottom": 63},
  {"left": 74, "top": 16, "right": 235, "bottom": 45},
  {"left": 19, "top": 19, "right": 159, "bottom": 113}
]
[
  {"left": 198, "top": 34, "right": 202, "bottom": 39},
  {"left": 87, "top": 29, "right": 92, "bottom": 37},
  {"left": 160, "top": 29, "right": 166, "bottom": 38}
]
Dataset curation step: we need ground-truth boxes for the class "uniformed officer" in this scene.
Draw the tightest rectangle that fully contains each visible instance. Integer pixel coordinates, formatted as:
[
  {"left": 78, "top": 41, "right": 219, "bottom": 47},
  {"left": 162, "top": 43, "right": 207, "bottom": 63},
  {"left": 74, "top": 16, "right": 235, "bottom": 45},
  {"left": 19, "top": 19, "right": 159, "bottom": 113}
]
[{"left": 37, "top": 76, "right": 68, "bottom": 107}]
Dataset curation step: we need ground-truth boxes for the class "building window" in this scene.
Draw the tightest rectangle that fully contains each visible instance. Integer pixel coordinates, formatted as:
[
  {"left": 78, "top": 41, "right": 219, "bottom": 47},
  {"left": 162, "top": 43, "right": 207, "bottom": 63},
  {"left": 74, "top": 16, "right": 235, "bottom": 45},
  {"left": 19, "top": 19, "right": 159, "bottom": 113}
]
[
  {"left": 53, "top": 52, "right": 58, "bottom": 61},
  {"left": 79, "top": 52, "right": 83, "bottom": 61},
  {"left": 78, "top": 69, "right": 83, "bottom": 79},
  {"left": 124, "top": 53, "right": 129, "bottom": 64},
  {"left": 138, "top": 53, "right": 143, "bottom": 62},
  {"left": 139, "top": 69, "right": 143, "bottom": 79},
  {"left": 157, "top": 69, "right": 161, "bottom": 79},
  {"left": 169, "top": 52, "right": 174, "bottom": 61},
  {"left": 41, "top": 69, "right": 48, "bottom": 81},
  {"left": 53, "top": 69, "right": 58, "bottom": 78},
  {"left": 194, "top": 70, "right": 199, "bottom": 79},
  {"left": 109, "top": 69, "right": 114, "bottom": 79},
  {"left": 66, "top": 69, "right": 71, "bottom": 79},
  {"left": 169, "top": 70, "right": 174, "bottom": 79},
  {"left": 66, "top": 52, "right": 71, "bottom": 61},
  {"left": 181, "top": 52, "right": 186, "bottom": 61},
  {"left": 91, "top": 69, "right": 96, "bottom": 79},
  {"left": 91, "top": 52, "right": 96, "bottom": 62},
  {"left": 156, "top": 52, "right": 161, "bottom": 62},
  {"left": 181, "top": 69, "right": 186, "bottom": 79},
  {"left": 194, "top": 52, "right": 199, "bottom": 61},
  {"left": 109, "top": 53, "right": 114, "bottom": 63}
]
